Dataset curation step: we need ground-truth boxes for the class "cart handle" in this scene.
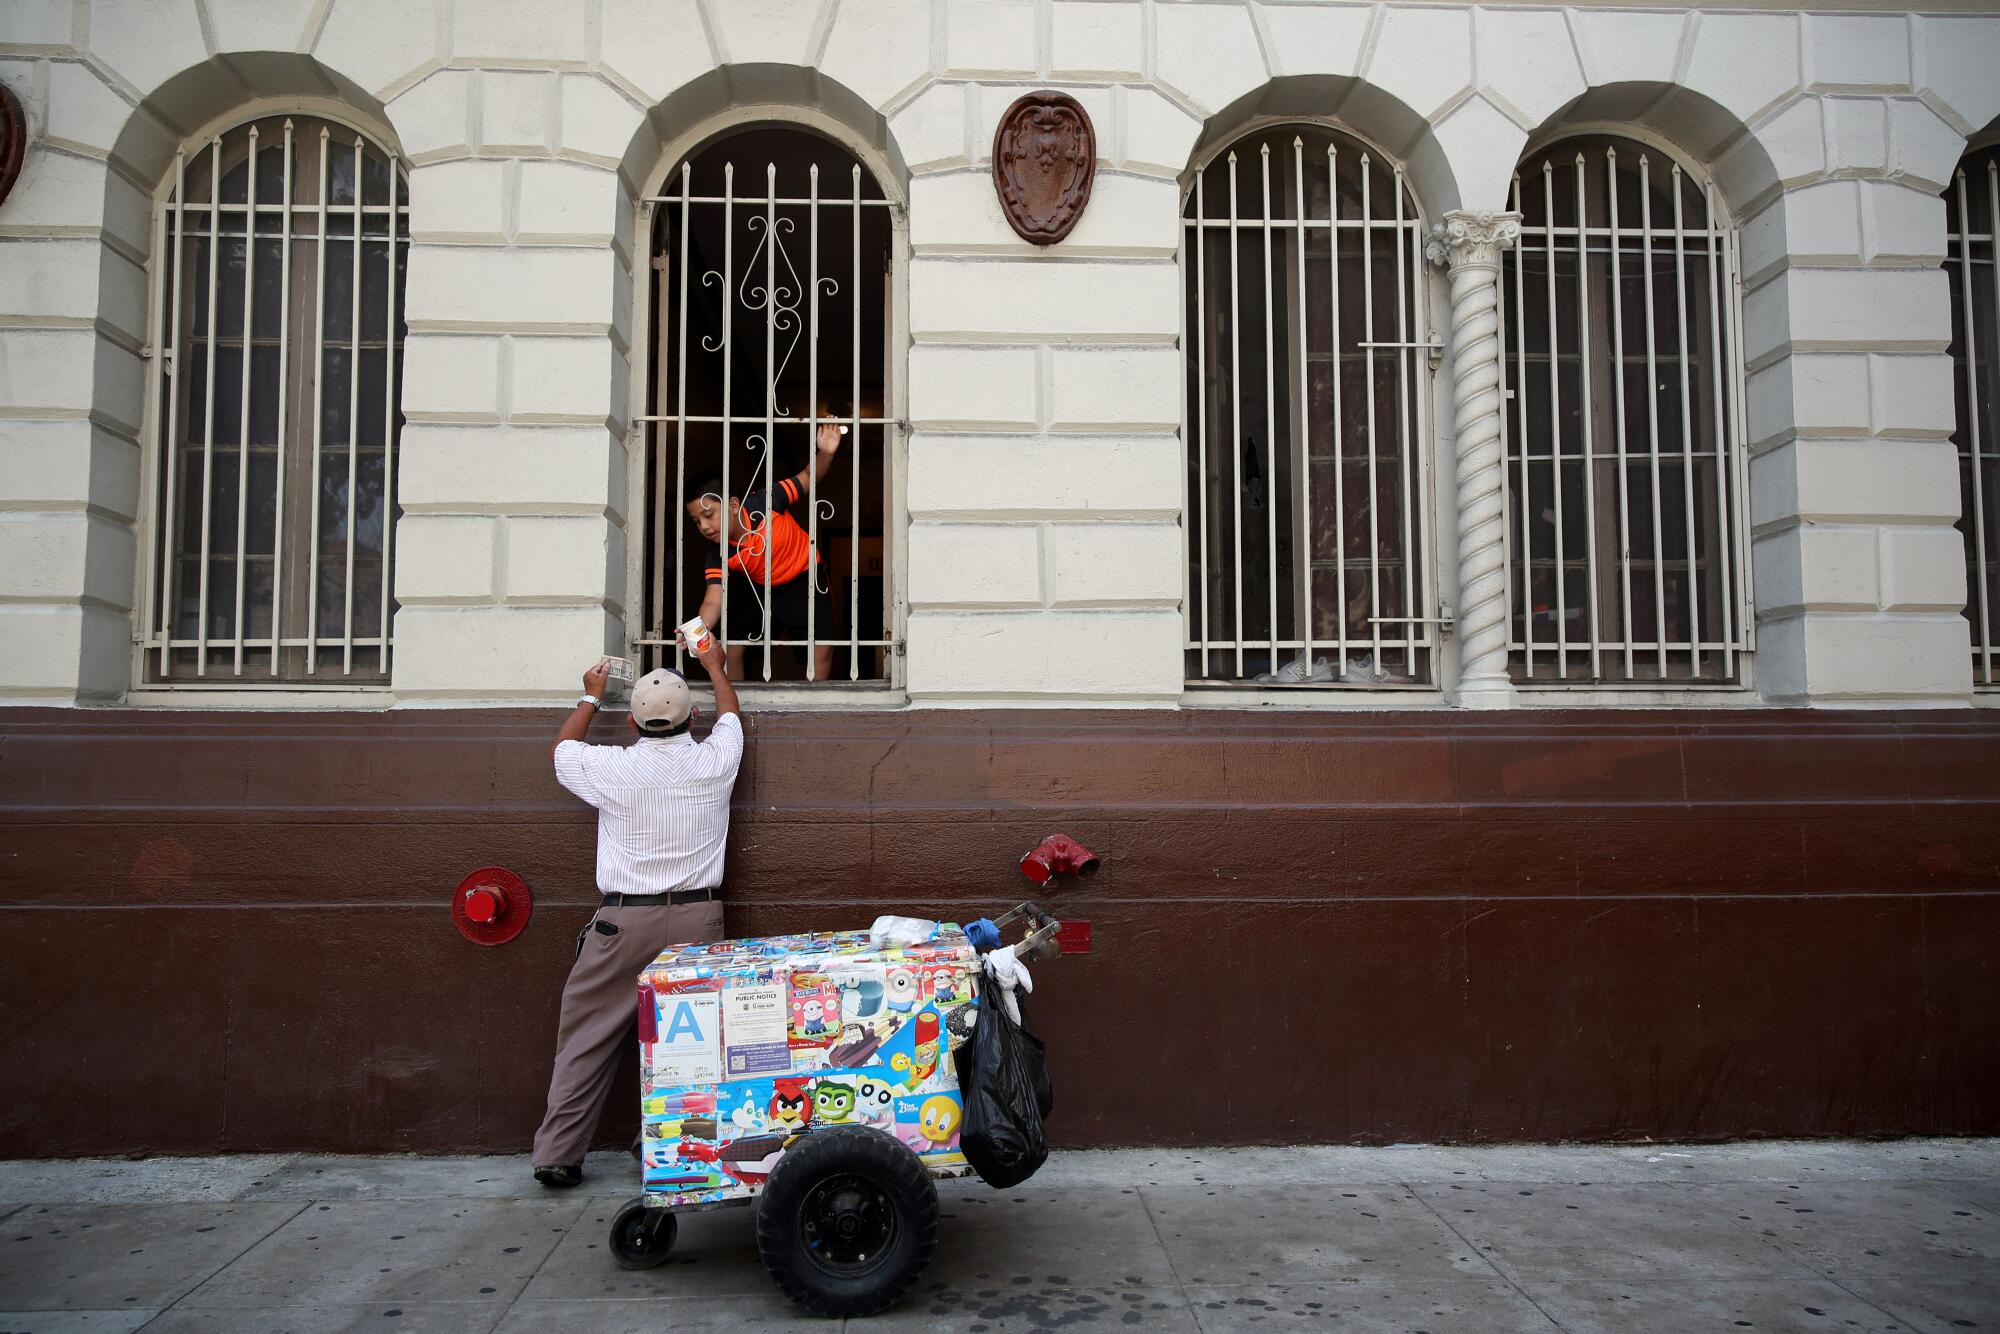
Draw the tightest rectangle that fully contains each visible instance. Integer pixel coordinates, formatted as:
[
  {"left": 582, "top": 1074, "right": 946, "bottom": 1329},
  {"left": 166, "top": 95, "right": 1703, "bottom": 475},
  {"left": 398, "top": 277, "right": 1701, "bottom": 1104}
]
[{"left": 986, "top": 900, "right": 1062, "bottom": 963}]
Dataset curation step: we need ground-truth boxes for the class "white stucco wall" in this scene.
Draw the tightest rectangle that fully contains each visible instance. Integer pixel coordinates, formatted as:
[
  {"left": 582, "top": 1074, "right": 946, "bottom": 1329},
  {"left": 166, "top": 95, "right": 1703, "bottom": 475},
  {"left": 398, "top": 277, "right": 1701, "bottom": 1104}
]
[{"left": 2, "top": 0, "right": 1997, "bottom": 708}]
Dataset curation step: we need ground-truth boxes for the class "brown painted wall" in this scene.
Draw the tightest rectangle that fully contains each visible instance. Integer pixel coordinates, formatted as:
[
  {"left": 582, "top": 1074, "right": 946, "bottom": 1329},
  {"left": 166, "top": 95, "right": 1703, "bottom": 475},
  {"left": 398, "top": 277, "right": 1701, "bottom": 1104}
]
[{"left": 2, "top": 706, "right": 1997, "bottom": 1156}]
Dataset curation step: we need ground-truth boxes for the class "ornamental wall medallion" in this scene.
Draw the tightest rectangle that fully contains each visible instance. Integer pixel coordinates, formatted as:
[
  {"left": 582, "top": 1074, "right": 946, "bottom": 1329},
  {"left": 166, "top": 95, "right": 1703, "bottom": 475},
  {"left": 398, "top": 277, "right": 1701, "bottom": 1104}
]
[
  {"left": 991, "top": 91, "right": 1096, "bottom": 245},
  {"left": 0, "top": 84, "right": 25, "bottom": 211}
]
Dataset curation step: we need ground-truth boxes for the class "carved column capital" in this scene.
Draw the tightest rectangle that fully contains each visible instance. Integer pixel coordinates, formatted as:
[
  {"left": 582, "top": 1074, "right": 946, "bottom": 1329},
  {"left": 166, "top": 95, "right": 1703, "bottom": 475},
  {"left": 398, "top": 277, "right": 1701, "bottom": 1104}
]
[{"left": 1424, "top": 210, "right": 1523, "bottom": 274}]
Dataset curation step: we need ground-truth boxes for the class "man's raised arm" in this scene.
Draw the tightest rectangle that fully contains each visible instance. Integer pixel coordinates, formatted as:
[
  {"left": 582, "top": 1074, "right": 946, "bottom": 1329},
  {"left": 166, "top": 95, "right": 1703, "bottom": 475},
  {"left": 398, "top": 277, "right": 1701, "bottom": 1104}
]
[
  {"left": 551, "top": 658, "right": 610, "bottom": 761},
  {"left": 693, "top": 636, "right": 739, "bottom": 720}
]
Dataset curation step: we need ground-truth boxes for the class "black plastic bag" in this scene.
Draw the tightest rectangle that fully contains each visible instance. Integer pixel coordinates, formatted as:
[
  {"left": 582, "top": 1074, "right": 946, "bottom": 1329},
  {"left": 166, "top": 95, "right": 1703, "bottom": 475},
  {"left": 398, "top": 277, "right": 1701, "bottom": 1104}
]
[{"left": 954, "top": 979, "right": 1052, "bottom": 1188}]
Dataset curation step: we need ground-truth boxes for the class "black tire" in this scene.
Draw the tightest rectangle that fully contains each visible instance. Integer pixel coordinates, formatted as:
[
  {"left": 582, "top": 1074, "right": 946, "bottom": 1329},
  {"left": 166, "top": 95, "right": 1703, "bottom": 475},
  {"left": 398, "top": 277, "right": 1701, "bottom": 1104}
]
[
  {"left": 608, "top": 1197, "right": 678, "bottom": 1270},
  {"left": 754, "top": 1126, "right": 939, "bottom": 1317}
]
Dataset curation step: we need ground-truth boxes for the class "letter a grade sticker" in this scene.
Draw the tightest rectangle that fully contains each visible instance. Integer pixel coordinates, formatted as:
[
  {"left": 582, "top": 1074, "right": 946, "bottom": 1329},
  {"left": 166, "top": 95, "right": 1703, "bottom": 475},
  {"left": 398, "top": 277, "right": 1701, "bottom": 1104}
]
[{"left": 651, "top": 993, "right": 720, "bottom": 1084}]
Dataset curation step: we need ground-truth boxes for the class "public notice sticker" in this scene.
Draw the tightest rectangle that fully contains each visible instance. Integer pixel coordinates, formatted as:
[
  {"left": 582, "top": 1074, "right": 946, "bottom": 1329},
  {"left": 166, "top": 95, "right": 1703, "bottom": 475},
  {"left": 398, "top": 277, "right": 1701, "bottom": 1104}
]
[
  {"left": 722, "top": 981, "right": 792, "bottom": 1077},
  {"left": 652, "top": 992, "right": 721, "bottom": 1085}
]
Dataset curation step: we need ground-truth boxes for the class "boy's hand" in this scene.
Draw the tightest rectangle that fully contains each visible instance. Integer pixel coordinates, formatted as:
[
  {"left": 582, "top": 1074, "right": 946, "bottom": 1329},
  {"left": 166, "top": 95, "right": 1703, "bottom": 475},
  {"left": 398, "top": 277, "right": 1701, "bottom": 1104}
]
[
  {"left": 815, "top": 421, "right": 842, "bottom": 457},
  {"left": 582, "top": 659, "right": 610, "bottom": 696}
]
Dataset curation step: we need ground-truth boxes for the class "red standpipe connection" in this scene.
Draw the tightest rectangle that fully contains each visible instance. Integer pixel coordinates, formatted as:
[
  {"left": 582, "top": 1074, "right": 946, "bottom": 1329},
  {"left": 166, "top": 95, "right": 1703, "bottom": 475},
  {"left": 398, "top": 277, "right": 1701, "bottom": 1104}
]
[{"left": 1018, "top": 834, "right": 1101, "bottom": 885}]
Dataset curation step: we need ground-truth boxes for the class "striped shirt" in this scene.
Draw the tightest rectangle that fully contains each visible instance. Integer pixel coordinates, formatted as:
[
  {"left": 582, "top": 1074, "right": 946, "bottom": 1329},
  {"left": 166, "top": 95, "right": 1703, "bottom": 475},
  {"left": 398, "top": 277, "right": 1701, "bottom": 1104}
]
[{"left": 552, "top": 714, "right": 744, "bottom": 896}]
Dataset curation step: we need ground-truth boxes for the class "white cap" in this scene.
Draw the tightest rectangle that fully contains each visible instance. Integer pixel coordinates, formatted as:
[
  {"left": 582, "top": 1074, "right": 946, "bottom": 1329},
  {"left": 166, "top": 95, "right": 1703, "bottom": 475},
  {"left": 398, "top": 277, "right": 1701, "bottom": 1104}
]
[{"left": 631, "top": 668, "right": 692, "bottom": 731}]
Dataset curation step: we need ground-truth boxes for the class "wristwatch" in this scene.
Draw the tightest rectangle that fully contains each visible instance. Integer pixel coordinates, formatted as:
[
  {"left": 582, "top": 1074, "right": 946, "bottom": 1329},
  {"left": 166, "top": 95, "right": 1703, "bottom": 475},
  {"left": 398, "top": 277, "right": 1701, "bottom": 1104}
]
[{"left": 576, "top": 693, "right": 601, "bottom": 709}]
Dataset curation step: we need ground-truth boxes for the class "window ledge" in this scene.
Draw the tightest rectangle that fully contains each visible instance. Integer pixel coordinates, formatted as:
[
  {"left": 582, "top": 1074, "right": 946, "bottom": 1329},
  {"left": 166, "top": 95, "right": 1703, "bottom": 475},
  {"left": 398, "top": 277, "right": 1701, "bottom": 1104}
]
[
  {"left": 122, "top": 687, "right": 396, "bottom": 711},
  {"left": 1510, "top": 684, "right": 1758, "bottom": 709},
  {"left": 1181, "top": 685, "right": 1449, "bottom": 710}
]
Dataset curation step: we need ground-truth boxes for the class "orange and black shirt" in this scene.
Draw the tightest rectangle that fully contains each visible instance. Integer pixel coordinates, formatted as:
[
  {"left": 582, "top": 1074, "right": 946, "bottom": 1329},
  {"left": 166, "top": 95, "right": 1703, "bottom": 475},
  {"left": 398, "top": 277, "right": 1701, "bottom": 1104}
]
[{"left": 704, "top": 476, "right": 818, "bottom": 588}]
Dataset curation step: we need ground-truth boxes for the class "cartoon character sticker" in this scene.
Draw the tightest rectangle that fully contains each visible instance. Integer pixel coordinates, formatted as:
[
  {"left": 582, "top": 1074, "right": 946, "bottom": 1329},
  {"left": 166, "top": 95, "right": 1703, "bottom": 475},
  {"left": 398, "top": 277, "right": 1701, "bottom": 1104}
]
[
  {"left": 789, "top": 972, "right": 839, "bottom": 1041},
  {"left": 813, "top": 1079, "right": 856, "bottom": 1124},
  {"left": 885, "top": 966, "right": 920, "bottom": 1014},
  {"left": 768, "top": 1077, "right": 813, "bottom": 1131},
  {"left": 852, "top": 1076, "right": 897, "bottom": 1129},
  {"left": 925, "top": 965, "right": 963, "bottom": 1006},
  {"left": 798, "top": 997, "right": 828, "bottom": 1036},
  {"left": 895, "top": 1093, "right": 963, "bottom": 1156},
  {"left": 728, "top": 1088, "right": 769, "bottom": 1135}
]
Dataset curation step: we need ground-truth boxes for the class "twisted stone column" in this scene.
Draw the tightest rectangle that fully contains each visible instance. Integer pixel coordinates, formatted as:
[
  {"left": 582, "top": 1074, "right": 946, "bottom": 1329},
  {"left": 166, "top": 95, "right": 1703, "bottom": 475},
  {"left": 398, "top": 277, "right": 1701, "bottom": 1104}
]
[{"left": 1426, "top": 210, "right": 1522, "bottom": 709}]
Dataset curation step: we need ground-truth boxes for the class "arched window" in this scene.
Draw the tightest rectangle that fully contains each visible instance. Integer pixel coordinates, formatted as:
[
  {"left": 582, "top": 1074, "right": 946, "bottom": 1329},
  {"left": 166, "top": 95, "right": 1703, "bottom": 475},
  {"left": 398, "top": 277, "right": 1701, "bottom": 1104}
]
[
  {"left": 638, "top": 125, "right": 896, "bottom": 685},
  {"left": 1946, "top": 144, "right": 2000, "bottom": 688},
  {"left": 1183, "top": 126, "right": 1435, "bottom": 689},
  {"left": 1503, "top": 135, "right": 1749, "bottom": 685},
  {"left": 140, "top": 114, "right": 408, "bottom": 684}
]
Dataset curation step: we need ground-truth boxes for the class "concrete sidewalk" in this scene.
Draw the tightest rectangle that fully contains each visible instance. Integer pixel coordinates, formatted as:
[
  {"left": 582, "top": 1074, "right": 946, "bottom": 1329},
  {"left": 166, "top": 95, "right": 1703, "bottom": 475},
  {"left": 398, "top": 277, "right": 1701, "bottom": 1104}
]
[{"left": 0, "top": 1141, "right": 1994, "bottom": 1333}]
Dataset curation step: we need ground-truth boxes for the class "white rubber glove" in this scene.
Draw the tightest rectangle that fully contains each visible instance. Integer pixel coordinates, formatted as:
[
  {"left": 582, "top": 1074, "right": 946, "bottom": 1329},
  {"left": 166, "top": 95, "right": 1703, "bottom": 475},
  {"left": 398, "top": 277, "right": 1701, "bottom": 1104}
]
[{"left": 984, "top": 944, "right": 1033, "bottom": 1024}]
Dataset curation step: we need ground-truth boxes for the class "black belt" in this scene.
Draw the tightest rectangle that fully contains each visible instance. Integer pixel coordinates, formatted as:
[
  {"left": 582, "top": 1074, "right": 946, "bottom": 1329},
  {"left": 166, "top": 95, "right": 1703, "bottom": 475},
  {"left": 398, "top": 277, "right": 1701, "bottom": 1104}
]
[{"left": 601, "top": 888, "right": 718, "bottom": 908}]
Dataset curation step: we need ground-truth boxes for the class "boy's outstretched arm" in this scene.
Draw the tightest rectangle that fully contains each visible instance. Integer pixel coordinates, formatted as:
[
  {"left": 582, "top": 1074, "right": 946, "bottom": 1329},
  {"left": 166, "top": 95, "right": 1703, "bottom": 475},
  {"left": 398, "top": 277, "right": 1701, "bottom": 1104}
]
[{"left": 788, "top": 421, "right": 842, "bottom": 497}]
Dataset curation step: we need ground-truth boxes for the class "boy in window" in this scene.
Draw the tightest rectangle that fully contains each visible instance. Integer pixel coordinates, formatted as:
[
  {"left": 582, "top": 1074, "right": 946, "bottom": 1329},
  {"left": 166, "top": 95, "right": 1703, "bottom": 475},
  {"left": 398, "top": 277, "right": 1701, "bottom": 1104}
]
[{"left": 687, "top": 421, "right": 842, "bottom": 681}]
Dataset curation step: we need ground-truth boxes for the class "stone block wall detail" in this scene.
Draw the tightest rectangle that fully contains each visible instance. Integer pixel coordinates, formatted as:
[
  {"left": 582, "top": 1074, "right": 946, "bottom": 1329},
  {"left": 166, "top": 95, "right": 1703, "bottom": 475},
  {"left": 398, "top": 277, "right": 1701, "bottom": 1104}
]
[{"left": 1, "top": 1, "right": 1997, "bottom": 706}]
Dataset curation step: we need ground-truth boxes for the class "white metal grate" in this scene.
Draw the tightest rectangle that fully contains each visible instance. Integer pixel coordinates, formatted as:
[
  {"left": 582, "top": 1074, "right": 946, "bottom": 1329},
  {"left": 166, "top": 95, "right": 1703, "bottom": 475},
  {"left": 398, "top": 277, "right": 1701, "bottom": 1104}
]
[
  {"left": 138, "top": 115, "right": 407, "bottom": 685},
  {"left": 636, "top": 128, "right": 896, "bottom": 684},
  {"left": 1946, "top": 147, "right": 2000, "bottom": 688},
  {"left": 1503, "top": 137, "right": 1751, "bottom": 686},
  {"left": 1181, "top": 126, "right": 1436, "bottom": 689}
]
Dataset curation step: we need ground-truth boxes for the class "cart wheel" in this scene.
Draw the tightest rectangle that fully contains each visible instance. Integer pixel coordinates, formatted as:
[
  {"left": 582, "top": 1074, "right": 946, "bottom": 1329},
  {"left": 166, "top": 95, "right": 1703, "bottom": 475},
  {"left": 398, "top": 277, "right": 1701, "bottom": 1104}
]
[
  {"left": 608, "top": 1198, "right": 678, "bottom": 1270},
  {"left": 754, "top": 1126, "right": 939, "bottom": 1317}
]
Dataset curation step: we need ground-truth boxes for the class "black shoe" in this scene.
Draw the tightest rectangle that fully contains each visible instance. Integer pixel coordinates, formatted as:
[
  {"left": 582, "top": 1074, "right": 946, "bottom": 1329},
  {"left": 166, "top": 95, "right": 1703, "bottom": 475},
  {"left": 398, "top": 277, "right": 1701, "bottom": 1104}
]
[{"left": 534, "top": 1164, "right": 583, "bottom": 1188}]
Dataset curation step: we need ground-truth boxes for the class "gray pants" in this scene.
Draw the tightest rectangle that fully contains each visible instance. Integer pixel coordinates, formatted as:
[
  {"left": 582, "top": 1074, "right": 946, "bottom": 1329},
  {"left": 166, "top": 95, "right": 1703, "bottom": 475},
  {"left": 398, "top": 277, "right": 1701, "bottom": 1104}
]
[{"left": 532, "top": 897, "right": 725, "bottom": 1169}]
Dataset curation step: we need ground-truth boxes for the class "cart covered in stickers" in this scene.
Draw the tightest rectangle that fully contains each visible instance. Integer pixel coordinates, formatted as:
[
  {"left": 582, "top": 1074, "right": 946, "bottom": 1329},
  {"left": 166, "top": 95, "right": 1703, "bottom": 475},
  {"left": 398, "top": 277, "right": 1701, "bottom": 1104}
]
[{"left": 607, "top": 907, "right": 1058, "bottom": 1317}]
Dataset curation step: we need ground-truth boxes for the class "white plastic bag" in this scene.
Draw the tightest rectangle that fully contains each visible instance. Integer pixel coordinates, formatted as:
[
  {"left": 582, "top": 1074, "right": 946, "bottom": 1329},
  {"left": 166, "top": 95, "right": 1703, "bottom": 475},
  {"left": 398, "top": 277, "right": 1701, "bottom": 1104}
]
[{"left": 868, "top": 915, "right": 940, "bottom": 948}]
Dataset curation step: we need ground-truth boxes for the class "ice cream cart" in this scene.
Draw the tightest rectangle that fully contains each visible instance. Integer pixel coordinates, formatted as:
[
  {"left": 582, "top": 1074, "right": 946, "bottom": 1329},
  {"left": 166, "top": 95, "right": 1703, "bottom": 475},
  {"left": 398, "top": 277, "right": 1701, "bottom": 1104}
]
[{"left": 606, "top": 905, "right": 1059, "bottom": 1317}]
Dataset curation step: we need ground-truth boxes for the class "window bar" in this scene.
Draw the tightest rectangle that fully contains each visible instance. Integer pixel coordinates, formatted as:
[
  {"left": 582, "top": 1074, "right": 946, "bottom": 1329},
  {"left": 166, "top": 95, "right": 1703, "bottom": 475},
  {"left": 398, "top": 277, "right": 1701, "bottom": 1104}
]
[
  {"left": 195, "top": 135, "right": 223, "bottom": 676},
  {"left": 806, "top": 163, "right": 820, "bottom": 681},
  {"left": 157, "top": 148, "right": 187, "bottom": 677},
  {"left": 1963, "top": 168, "right": 1993, "bottom": 684},
  {"left": 1360, "top": 154, "right": 1382, "bottom": 674},
  {"left": 1193, "top": 172, "right": 1210, "bottom": 675},
  {"left": 306, "top": 127, "right": 330, "bottom": 673},
  {"left": 1704, "top": 180, "right": 1735, "bottom": 679},
  {"left": 1670, "top": 165, "right": 1702, "bottom": 674},
  {"left": 270, "top": 121, "right": 293, "bottom": 675},
  {"left": 1294, "top": 137, "right": 1312, "bottom": 670},
  {"left": 761, "top": 162, "right": 777, "bottom": 682},
  {"left": 718, "top": 162, "right": 734, "bottom": 676},
  {"left": 1392, "top": 165, "right": 1416, "bottom": 673},
  {"left": 1259, "top": 144, "right": 1279, "bottom": 674},
  {"left": 1982, "top": 157, "right": 2000, "bottom": 684},
  {"left": 379, "top": 159, "right": 399, "bottom": 676},
  {"left": 139, "top": 170, "right": 170, "bottom": 668},
  {"left": 1639, "top": 154, "right": 1669, "bottom": 675},
  {"left": 1572, "top": 154, "right": 1603, "bottom": 676},
  {"left": 342, "top": 134, "right": 363, "bottom": 675},
  {"left": 672, "top": 163, "right": 691, "bottom": 672},
  {"left": 1979, "top": 159, "right": 2000, "bottom": 686},
  {"left": 1542, "top": 160, "right": 1569, "bottom": 677},
  {"left": 229, "top": 124, "right": 258, "bottom": 675},
  {"left": 1227, "top": 151, "right": 1245, "bottom": 679},
  {"left": 1327, "top": 143, "right": 1347, "bottom": 669},
  {"left": 1724, "top": 221, "right": 1756, "bottom": 654},
  {"left": 1408, "top": 178, "right": 1437, "bottom": 675},
  {"left": 1511, "top": 171, "right": 1533, "bottom": 675},
  {"left": 1607, "top": 146, "right": 1636, "bottom": 677},
  {"left": 849, "top": 163, "right": 861, "bottom": 679}
]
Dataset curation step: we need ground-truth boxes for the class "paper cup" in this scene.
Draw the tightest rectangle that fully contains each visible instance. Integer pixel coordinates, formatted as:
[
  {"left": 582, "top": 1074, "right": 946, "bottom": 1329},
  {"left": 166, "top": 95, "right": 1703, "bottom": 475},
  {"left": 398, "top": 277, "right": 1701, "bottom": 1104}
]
[{"left": 678, "top": 617, "right": 715, "bottom": 656}]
